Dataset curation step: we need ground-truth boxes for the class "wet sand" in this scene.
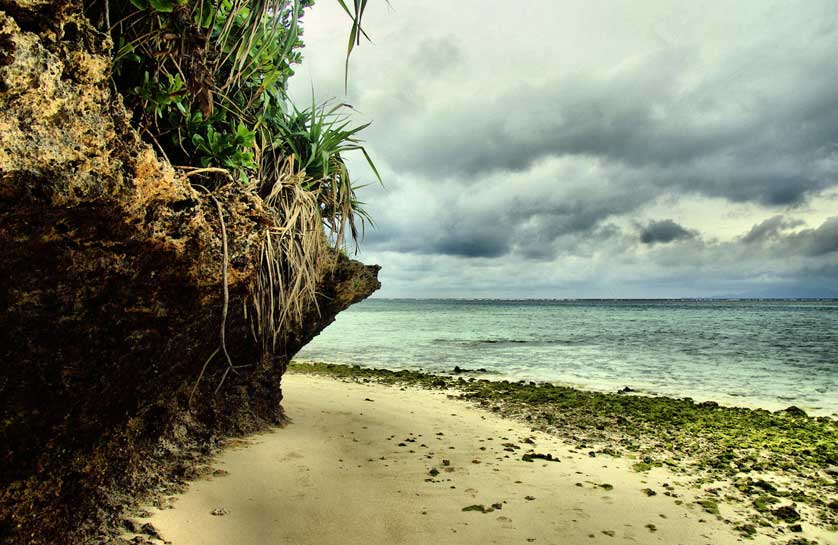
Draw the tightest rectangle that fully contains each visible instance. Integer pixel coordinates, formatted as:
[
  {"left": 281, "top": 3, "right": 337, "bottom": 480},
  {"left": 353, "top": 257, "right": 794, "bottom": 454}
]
[{"left": 141, "top": 373, "right": 774, "bottom": 545}]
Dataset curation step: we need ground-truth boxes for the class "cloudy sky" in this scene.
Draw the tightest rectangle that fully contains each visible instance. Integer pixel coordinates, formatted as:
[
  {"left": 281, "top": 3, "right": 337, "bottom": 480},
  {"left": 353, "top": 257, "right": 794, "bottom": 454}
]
[{"left": 289, "top": 0, "right": 838, "bottom": 298}]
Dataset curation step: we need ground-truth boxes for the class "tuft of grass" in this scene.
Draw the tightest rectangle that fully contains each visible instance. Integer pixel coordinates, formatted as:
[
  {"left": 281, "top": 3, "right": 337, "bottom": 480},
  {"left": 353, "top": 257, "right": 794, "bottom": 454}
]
[
  {"left": 250, "top": 159, "right": 326, "bottom": 345},
  {"left": 697, "top": 498, "right": 721, "bottom": 515},
  {"left": 262, "top": 98, "right": 381, "bottom": 250}
]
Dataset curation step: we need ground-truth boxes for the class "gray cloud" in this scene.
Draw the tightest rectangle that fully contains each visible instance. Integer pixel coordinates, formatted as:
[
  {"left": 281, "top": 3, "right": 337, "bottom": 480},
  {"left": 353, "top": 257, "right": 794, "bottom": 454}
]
[
  {"left": 406, "top": 36, "right": 464, "bottom": 77},
  {"left": 787, "top": 217, "right": 838, "bottom": 257},
  {"left": 369, "top": 45, "right": 838, "bottom": 207},
  {"left": 639, "top": 220, "right": 697, "bottom": 245},
  {"left": 742, "top": 215, "right": 804, "bottom": 244},
  {"left": 739, "top": 215, "right": 838, "bottom": 257}
]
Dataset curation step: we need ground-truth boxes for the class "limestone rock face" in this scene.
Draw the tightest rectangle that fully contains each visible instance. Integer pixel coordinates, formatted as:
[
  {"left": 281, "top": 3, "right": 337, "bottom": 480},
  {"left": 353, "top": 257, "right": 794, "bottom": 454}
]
[{"left": 0, "top": 5, "right": 380, "bottom": 543}]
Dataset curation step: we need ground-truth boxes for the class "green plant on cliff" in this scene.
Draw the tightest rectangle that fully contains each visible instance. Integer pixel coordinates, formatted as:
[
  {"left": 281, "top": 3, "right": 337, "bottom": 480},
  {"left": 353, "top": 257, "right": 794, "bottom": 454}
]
[
  {"left": 269, "top": 99, "right": 379, "bottom": 246},
  {"left": 86, "top": 0, "right": 380, "bottom": 249}
]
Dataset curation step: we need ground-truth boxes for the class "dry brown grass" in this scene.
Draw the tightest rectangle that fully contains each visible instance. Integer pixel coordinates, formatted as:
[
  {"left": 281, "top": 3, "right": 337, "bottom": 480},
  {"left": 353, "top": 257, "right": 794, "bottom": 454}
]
[{"left": 250, "top": 158, "right": 328, "bottom": 355}]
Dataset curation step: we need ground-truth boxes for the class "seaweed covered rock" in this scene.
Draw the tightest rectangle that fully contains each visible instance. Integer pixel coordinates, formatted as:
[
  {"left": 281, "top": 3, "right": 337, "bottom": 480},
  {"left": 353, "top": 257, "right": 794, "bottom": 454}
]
[{"left": 0, "top": 4, "right": 379, "bottom": 543}]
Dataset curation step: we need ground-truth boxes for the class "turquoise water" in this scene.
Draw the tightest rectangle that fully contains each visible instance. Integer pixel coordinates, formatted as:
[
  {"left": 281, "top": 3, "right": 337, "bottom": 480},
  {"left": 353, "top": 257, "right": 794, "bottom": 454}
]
[{"left": 297, "top": 299, "right": 838, "bottom": 416}]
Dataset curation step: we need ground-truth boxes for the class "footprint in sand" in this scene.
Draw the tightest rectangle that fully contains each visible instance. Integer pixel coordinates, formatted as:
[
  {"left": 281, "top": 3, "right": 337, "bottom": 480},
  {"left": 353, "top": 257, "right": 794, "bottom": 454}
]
[
  {"left": 464, "top": 488, "right": 479, "bottom": 497},
  {"left": 496, "top": 516, "right": 513, "bottom": 526},
  {"left": 280, "top": 451, "right": 305, "bottom": 461}
]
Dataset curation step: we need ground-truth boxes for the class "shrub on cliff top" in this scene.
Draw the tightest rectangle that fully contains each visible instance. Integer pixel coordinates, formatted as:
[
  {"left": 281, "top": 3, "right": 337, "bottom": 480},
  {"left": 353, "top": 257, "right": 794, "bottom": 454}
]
[{"left": 85, "top": 0, "right": 379, "bottom": 248}]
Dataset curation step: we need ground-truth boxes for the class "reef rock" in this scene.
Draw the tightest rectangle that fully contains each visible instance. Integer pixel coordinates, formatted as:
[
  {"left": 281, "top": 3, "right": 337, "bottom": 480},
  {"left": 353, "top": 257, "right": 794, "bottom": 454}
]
[{"left": 0, "top": 4, "right": 379, "bottom": 543}]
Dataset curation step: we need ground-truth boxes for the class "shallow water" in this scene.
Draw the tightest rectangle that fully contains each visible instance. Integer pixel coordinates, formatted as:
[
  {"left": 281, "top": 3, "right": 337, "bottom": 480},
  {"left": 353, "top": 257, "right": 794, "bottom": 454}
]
[{"left": 297, "top": 299, "right": 838, "bottom": 415}]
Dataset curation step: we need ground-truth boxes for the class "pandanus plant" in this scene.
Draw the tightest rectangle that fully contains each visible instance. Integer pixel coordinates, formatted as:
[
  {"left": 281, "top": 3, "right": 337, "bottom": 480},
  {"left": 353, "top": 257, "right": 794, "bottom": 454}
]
[{"left": 92, "top": 0, "right": 381, "bottom": 248}]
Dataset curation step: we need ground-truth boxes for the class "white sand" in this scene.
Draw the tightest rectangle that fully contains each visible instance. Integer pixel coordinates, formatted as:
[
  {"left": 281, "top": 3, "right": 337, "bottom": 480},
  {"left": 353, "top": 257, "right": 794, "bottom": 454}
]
[{"left": 144, "top": 374, "right": 771, "bottom": 545}]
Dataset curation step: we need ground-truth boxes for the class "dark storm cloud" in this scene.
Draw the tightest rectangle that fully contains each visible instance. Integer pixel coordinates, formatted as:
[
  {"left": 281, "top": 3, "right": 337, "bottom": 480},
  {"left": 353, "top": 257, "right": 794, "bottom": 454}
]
[
  {"left": 739, "top": 215, "right": 838, "bottom": 257},
  {"left": 353, "top": 21, "right": 838, "bottom": 263},
  {"left": 359, "top": 159, "right": 655, "bottom": 260},
  {"left": 639, "top": 220, "right": 697, "bottom": 245},
  {"left": 368, "top": 34, "right": 838, "bottom": 207},
  {"left": 742, "top": 216, "right": 805, "bottom": 244},
  {"left": 785, "top": 217, "right": 838, "bottom": 257},
  {"left": 433, "top": 235, "right": 508, "bottom": 258}
]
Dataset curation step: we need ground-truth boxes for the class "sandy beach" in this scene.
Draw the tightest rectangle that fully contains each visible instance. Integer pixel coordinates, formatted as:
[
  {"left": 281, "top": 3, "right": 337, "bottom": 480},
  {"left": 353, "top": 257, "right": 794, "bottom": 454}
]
[{"left": 132, "top": 372, "right": 794, "bottom": 545}]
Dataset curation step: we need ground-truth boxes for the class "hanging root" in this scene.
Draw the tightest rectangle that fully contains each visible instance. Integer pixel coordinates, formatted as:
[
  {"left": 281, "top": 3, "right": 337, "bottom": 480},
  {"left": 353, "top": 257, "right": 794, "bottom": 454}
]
[
  {"left": 188, "top": 347, "right": 218, "bottom": 406},
  {"left": 251, "top": 158, "right": 326, "bottom": 356},
  {"left": 186, "top": 158, "right": 328, "bottom": 402},
  {"left": 208, "top": 193, "right": 252, "bottom": 393},
  {"left": 188, "top": 185, "right": 249, "bottom": 404}
]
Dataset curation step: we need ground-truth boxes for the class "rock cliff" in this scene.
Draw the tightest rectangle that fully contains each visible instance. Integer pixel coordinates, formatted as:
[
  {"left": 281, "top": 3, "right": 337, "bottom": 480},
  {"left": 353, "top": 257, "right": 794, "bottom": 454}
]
[{"left": 0, "top": 3, "right": 380, "bottom": 543}]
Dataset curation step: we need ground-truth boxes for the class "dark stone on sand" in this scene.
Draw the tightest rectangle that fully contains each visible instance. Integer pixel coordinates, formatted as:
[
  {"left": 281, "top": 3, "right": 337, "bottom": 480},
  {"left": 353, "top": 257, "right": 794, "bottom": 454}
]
[
  {"left": 783, "top": 406, "right": 808, "bottom": 418},
  {"left": 735, "top": 523, "right": 756, "bottom": 537},
  {"left": 752, "top": 479, "right": 778, "bottom": 493},
  {"left": 773, "top": 505, "right": 801, "bottom": 523},
  {"left": 140, "top": 523, "right": 163, "bottom": 539},
  {"left": 452, "top": 366, "right": 488, "bottom": 374},
  {"left": 462, "top": 504, "right": 493, "bottom": 513},
  {"left": 522, "top": 452, "right": 560, "bottom": 463},
  {"left": 617, "top": 386, "right": 635, "bottom": 394}
]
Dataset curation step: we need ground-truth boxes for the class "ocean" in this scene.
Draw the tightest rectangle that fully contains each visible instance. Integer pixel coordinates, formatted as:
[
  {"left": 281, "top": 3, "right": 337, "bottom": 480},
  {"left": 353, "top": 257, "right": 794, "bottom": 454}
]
[{"left": 296, "top": 299, "right": 838, "bottom": 416}]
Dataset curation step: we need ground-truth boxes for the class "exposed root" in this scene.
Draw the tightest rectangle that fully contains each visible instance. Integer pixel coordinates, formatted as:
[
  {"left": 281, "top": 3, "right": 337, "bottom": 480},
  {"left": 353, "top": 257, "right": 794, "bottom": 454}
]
[
  {"left": 251, "top": 158, "right": 326, "bottom": 355},
  {"left": 188, "top": 346, "right": 218, "bottom": 406},
  {"left": 186, "top": 160, "right": 328, "bottom": 397},
  {"left": 208, "top": 192, "right": 245, "bottom": 393},
  {"left": 187, "top": 184, "right": 247, "bottom": 401},
  {"left": 181, "top": 167, "right": 236, "bottom": 180}
]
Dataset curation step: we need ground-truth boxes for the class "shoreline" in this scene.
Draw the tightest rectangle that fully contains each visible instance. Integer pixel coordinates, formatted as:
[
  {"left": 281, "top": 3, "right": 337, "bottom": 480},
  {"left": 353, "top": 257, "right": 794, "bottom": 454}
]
[
  {"left": 131, "top": 363, "right": 836, "bottom": 545},
  {"left": 294, "top": 358, "right": 838, "bottom": 418}
]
